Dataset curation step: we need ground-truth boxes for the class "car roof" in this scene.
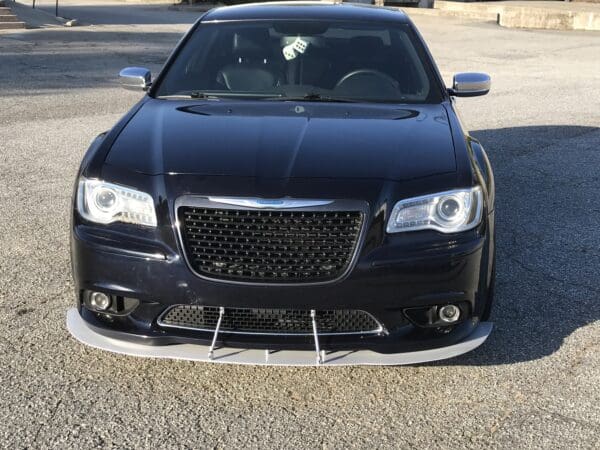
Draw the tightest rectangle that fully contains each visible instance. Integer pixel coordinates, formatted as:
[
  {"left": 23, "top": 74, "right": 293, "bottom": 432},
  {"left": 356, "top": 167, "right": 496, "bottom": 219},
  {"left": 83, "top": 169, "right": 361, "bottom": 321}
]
[{"left": 201, "top": 2, "right": 411, "bottom": 24}]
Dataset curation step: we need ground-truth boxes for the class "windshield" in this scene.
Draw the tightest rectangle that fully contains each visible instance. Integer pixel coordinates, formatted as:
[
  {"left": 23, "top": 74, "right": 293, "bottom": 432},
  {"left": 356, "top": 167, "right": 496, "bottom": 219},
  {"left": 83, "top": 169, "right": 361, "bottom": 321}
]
[{"left": 154, "top": 20, "right": 443, "bottom": 104}]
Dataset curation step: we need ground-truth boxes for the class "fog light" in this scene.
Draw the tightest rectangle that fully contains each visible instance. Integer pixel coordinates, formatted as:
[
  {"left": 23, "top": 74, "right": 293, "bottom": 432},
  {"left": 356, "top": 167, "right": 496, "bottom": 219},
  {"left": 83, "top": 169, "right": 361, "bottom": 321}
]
[
  {"left": 438, "top": 304, "right": 460, "bottom": 323},
  {"left": 89, "top": 292, "right": 111, "bottom": 311}
]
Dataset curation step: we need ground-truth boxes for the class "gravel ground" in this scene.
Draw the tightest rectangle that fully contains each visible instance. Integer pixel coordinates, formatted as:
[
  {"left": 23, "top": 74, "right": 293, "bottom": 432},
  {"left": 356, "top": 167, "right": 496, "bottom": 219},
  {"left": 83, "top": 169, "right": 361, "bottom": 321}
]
[{"left": 0, "top": 3, "right": 599, "bottom": 448}]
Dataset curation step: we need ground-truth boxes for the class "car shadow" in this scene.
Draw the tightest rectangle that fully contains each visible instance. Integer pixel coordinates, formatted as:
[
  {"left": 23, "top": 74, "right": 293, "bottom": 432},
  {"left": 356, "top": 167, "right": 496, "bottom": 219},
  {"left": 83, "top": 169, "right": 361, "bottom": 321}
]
[{"left": 437, "top": 125, "right": 600, "bottom": 366}]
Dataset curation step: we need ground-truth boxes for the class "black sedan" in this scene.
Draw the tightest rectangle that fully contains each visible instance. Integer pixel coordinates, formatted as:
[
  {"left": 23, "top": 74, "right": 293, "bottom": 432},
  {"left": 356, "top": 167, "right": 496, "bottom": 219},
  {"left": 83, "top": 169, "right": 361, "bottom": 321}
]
[{"left": 67, "top": 2, "right": 495, "bottom": 366}]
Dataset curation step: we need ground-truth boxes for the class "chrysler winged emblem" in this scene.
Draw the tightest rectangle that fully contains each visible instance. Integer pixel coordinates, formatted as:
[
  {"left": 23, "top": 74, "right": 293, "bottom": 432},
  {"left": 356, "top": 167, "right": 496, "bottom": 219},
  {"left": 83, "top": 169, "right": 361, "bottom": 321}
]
[{"left": 207, "top": 197, "right": 334, "bottom": 209}]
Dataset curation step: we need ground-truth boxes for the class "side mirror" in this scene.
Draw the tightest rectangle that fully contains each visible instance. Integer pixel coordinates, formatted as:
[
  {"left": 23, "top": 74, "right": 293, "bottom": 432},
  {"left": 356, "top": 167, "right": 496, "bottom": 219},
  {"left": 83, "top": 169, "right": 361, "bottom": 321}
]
[
  {"left": 449, "top": 73, "right": 490, "bottom": 97},
  {"left": 119, "top": 67, "right": 151, "bottom": 91}
]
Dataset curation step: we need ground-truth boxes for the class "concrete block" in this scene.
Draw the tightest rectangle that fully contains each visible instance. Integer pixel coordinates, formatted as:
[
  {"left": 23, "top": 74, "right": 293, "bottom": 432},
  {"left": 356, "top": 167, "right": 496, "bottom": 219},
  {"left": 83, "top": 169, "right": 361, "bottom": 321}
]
[
  {"left": 0, "top": 14, "right": 19, "bottom": 22},
  {"left": 499, "top": 9, "right": 600, "bottom": 31},
  {"left": 0, "top": 21, "right": 25, "bottom": 29}
]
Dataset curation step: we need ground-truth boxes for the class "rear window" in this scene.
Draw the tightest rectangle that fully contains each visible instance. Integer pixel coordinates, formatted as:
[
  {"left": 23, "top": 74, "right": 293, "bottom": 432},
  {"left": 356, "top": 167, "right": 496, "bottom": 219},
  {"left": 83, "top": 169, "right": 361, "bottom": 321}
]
[{"left": 154, "top": 20, "right": 443, "bottom": 104}]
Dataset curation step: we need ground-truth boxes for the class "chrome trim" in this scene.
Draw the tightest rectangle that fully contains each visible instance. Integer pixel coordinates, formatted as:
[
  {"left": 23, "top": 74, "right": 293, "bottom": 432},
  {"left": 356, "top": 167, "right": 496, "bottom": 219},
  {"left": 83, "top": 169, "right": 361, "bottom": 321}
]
[
  {"left": 173, "top": 196, "right": 370, "bottom": 287},
  {"left": 156, "top": 305, "right": 385, "bottom": 336},
  {"left": 450, "top": 72, "right": 491, "bottom": 97},
  {"left": 207, "top": 196, "right": 334, "bottom": 209},
  {"left": 67, "top": 308, "right": 494, "bottom": 366},
  {"left": 119, "top": 67, "right": 151, "bottom": 91}
]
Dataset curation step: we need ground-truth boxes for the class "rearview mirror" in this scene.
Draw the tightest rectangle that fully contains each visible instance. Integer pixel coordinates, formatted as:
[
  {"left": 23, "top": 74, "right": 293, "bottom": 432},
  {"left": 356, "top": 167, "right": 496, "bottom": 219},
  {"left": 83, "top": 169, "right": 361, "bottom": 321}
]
[
  {"left": 119, "top": 67, "right": 151, "bottom": 91},
  {"left": 449, "top": 73, "right": 490, "bottom": 97}
]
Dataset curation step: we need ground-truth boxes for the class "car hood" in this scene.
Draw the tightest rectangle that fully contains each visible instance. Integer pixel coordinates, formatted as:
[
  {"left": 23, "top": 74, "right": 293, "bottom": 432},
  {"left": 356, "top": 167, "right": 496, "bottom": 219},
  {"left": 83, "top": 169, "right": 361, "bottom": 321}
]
[{"left": 105, "top": 99, "right": 456, "bottom": 181}]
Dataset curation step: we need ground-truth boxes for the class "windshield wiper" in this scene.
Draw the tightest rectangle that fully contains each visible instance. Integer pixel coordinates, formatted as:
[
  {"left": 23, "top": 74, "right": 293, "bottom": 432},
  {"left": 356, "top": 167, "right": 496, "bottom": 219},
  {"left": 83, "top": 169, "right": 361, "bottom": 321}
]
[
  {"left": 156, "top": 92, "right": 284, "bottom": 100},
  {"left": 155, "top": 93, "right": 220, "bottom": 100},
  {"left": 279, "top": 93, "right": 360, "bottom": 103}
]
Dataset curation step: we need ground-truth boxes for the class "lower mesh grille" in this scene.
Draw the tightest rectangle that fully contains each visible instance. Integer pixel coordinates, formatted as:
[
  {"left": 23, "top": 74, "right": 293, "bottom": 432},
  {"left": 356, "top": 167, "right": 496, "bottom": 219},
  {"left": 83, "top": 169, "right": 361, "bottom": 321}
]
[{"left": 158, "top": 305, "right": 383, "bottom": 335}]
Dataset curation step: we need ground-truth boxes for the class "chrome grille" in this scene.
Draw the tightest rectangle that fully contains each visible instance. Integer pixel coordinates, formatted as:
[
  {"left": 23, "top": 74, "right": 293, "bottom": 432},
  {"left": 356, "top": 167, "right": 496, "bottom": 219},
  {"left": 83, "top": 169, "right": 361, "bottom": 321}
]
[
  {"left": 158, "top": 305, "right": 383, "bottom": 335},
  {"left": 178, "top": 207, "right": 363, "bottom": 283}
]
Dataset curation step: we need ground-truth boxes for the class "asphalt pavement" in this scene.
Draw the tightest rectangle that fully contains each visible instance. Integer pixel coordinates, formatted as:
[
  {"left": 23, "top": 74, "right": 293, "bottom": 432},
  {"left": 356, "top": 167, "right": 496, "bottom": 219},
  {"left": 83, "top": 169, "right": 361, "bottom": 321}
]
[{"left": 0, "top": 2, "right": 599, "bottom": 448}]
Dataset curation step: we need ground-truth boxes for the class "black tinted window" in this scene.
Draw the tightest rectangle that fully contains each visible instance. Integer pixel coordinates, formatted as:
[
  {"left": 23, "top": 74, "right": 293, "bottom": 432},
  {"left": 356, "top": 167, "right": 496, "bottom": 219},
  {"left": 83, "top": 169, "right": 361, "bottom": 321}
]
[{"left": 155, "top": 21, "right": 442, "bottom": 103}]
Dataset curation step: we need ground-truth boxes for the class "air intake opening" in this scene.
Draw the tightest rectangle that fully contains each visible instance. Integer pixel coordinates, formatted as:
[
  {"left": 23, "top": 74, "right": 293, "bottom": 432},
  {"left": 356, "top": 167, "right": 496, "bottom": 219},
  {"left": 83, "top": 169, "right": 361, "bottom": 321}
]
[{"left": 158, "top": 305, "right": 383, "bottom": 336}]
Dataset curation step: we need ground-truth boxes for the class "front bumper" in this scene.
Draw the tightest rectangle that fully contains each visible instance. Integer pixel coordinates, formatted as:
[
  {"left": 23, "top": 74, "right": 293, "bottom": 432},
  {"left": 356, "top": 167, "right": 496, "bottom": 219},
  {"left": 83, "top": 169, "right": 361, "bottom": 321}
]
[
  {"left": 67, "top": 308, "right": 492, "bottom": 366},
  {"left": 70, "top": 212, "right": 493, "bottom": 363}
]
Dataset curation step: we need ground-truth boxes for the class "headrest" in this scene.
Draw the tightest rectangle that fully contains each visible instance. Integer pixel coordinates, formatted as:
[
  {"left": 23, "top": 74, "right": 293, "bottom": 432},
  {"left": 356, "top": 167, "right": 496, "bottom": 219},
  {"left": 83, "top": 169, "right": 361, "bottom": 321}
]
[{"left": 233, "top": 29, "right": 271, "bottom": 57}]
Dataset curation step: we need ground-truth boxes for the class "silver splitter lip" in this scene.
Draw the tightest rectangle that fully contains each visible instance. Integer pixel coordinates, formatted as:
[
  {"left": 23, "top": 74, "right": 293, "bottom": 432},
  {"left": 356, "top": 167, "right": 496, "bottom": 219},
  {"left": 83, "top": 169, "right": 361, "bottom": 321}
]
[{"left": 66, "top": 308, "right": 493, "bottom": 367}]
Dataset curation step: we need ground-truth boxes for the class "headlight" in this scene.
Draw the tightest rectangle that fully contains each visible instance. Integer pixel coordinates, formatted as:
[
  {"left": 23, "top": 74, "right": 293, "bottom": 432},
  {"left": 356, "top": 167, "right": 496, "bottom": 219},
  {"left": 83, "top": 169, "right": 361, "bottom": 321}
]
[
  {"left": 386, "top": 186, "right": 482, "bottom": 234},
  {"left": 77, "top": 178, "right": 157, "bottom": 227}
]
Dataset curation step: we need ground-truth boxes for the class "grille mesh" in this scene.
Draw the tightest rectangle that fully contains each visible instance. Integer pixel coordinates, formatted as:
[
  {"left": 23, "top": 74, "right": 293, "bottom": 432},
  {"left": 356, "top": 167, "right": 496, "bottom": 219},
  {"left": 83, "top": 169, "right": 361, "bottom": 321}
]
[
  {"left": 178, "top": 207, "right": 363, "bottom": 283},
  {"left": 159, "top": 305, "right": 382, "bottom": 335}
]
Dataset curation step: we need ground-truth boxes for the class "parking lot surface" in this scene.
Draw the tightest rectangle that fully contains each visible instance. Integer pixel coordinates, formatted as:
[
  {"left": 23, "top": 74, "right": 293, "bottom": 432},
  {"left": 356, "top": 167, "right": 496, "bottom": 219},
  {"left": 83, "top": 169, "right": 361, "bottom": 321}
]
[{"left": 1, "top": 3, "right": 599, "bottom": 448}]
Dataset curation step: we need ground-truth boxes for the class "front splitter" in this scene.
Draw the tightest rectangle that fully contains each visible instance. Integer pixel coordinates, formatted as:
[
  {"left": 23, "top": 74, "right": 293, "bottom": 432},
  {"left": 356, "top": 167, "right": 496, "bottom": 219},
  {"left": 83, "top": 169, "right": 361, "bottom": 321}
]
[{"left": 66, "top": 308, "right": 493, "bottom": 366}]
